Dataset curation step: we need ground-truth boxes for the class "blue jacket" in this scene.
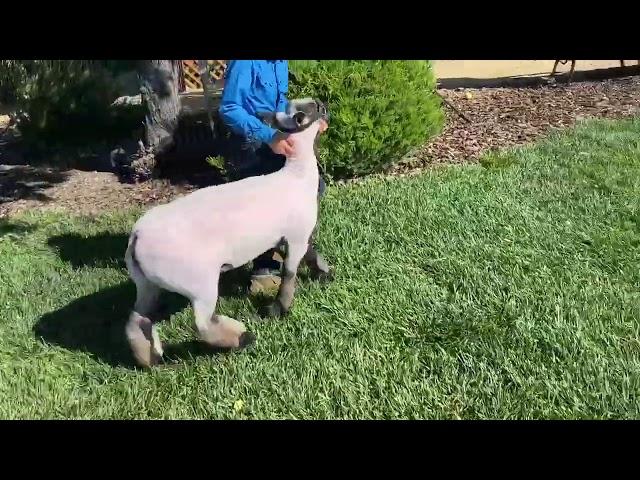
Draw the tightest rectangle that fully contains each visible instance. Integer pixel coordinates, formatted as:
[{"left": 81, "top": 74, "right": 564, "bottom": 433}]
[{"left": 219, "top": 60, "right": 289, "bottom": 146}]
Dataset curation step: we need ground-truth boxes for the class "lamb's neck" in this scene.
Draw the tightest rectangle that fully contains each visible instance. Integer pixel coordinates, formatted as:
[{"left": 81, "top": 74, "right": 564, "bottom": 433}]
[
  {"left": 283, "top": 151, "right": 319, "bottom": 179},
  {"left": 280, "top": 123, "right": 321, "bottom": 180}
]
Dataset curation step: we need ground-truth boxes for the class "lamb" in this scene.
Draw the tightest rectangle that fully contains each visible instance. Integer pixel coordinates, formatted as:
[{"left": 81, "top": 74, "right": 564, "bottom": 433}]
[{"left": 123, "top": 98, "right": 331, "bottom": 368}]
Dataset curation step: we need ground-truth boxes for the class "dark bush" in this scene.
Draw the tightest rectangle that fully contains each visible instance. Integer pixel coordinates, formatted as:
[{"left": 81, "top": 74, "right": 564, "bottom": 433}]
[
  {"left": 0, "top": 60, "right": 144, "bottom": 149},
  {"left": 289, "top": 60, "right": 444, "bottom": 179},
  {"left": 0, "top": 60, "right": 28, "bottom": 104}
]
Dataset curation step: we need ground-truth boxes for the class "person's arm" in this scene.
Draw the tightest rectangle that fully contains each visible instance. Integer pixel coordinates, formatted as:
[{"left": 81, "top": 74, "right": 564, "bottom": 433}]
[
  {"left": 276, "top": 60, "right": 289, "bottom": 113},
  {"left": 219, "top": 60, "right": 278, "bottom": 145}
]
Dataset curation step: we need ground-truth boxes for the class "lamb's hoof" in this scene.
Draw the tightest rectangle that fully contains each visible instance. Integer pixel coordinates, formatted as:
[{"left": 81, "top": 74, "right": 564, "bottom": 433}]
[
  {"left": 126, "top": 314, "right": 162, "bottom": 368},
  {"left": 238, "top": 331, "right": 257, "bottom": 349},
  {"left": 309, "top": 268, "right": 334, "bottom": 283},
  {"left": 131, "top": 343, "right": 163, "bottom": 369},
  {"left": 261, "top": 301, "right": 286, "bottom": 319},
  {"left": 315, "top": 269, "right": 334, "bottom": 283},
  {"left": 147, "top": 351, "right": 163, "bottom": 368},
  {"left": 249, "top": 275, "right": 281, "bottom": 296}
]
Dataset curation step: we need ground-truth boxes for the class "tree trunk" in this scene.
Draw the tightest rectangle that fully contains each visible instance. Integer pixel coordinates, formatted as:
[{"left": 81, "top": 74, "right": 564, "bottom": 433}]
[
  {"left": 138, "top": 60, "right": 181, "bottom": 154},
  {"left": 111, "top": 60, "right": 182, "bottom": 182},
  {"left": 197, "top": 60, "right": 217, "bottom": 134}
]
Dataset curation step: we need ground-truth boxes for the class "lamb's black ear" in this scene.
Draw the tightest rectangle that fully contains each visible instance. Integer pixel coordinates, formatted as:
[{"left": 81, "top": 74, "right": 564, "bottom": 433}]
[
  {"left": 258, "top": 112, "right": 277, "bottom": 127},
  {"left": 302, "top": 101, "right": 317, "bottom": 116}
]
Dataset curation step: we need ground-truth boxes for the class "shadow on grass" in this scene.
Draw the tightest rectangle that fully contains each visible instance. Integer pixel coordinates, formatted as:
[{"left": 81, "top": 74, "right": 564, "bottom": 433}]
[
  {"left": 35, "top": 281, "right": 145, "bottom": 368},
  {"left": 37, "top": 232, "right": 255, "bottom": 368},
  {"left": 0, "top": 219, "right": 36, "bottom": 237},
  {"left": 47, "top": 232, "right": 128, "bottom": 269},
  {"left": 34, "top": 277, "right": 251, "bottom": 368}
]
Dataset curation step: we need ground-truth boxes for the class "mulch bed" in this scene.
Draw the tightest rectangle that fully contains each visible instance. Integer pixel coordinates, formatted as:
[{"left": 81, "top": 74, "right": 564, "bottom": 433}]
[
  {"left": 2, "top": 75, "right": 640, "bottom": 218},
  {"left": 0, "top": 166, "right": 195, "bottom": 218},
  {"left": 407, "top": 75, "right": 640, "bottom": 170}
]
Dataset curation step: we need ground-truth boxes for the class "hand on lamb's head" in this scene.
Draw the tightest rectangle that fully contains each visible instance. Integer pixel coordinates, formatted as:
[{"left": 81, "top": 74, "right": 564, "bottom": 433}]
[
  {"left": 260, "top": 98, "right": 329, "bottom": 132},
  {"left": 260, "top": 110, "right": 317, "bottom": 134},
  {"left": 270, "top": 133, "right": 295, "bottom": 156},
  {"left": 287, "top": 97, "right": 328, "bottom": 117},
  {"left": 260, "top": 99, "right": 329, "bottom": 157}
]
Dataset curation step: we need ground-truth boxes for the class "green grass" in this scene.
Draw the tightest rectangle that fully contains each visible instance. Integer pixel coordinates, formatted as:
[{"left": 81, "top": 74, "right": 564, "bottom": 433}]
[{"left": 1, "top": 117, "right": 640, "bottom": 419}]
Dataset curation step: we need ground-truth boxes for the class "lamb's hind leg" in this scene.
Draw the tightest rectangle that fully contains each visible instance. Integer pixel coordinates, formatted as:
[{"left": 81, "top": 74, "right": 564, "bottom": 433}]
[
  {"left": 126, "top": 275, "right": 163, "bottom": 368},
  {"left": 192, "top": 272, "right": 255, "bottom": 350},
  {"left": 263, "top": 241, "right": 307, "bottom": 318}
]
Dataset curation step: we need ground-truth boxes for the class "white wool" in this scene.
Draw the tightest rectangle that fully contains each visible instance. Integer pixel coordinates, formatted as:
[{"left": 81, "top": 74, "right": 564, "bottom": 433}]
[{"left": 126, "top": 119, "right": 322, "bottom": 299}]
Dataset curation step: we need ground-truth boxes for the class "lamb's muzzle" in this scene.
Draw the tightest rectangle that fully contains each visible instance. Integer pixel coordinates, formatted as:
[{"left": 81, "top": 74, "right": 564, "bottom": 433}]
[{"left": 123, "top": 99, "right": 331, "bottom": 368}]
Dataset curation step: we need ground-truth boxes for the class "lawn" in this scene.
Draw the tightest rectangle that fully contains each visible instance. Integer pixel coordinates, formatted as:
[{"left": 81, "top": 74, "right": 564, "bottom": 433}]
[{"left": 1, "top": 117, "right": 639, "bottom": 419}]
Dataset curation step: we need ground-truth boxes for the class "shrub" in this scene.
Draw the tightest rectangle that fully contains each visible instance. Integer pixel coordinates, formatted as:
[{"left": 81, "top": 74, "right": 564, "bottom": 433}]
[
  {"left": 0, "top": 60, "right": 144, "bottom": 148},
  {"left": 289, "top": 60, "right": 444, "bottom": 179},
  {"left": 0, "top": 60, "right": 29, "bottom": 104}
]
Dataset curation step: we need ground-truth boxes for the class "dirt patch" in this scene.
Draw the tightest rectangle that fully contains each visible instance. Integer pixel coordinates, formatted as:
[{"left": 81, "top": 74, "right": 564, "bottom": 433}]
[
  {"left": 2, "top": 75, "right": 640, "bottom": 218},
  {"left": 0, "top": 169, "right": 195, "bottom": 218}
]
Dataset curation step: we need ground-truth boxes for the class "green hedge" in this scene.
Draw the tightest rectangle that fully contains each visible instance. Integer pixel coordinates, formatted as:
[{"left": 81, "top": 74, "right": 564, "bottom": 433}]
[{"left": 289, "top": 60, "right": 444, "bottom": 179}]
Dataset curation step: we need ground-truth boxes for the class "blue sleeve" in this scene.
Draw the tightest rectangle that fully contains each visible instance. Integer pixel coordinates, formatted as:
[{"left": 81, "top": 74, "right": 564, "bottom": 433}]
[
  {"left": 276, "top": 60, "right": 289, "bottom": 113},
  {"left": 219, "top": 60, "right": 278, "bottom": 145}
]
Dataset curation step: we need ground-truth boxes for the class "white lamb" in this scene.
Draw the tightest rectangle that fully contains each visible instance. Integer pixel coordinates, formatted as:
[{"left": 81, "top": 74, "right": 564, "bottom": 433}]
[{"left": 124, "top": 99, "right": 331, "bottom": 368}]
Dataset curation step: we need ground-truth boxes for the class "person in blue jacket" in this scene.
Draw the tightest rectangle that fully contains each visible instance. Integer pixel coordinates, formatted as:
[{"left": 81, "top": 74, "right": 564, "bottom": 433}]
[{"left": 218, "top": 60, "right": 327, "bottom": 291}]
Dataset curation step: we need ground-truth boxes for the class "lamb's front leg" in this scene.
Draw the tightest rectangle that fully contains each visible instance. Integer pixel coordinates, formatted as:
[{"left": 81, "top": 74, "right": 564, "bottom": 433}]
[
  {"left": 263, "top": 241, "right": 307, "bottom": 318},
  {"left": 303, "top": 243, "right": 333, "bottom": 282}
]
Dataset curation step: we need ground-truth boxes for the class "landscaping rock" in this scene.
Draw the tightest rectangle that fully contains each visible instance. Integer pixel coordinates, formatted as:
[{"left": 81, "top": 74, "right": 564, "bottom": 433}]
[{"left": 0, "top": 115, "right": 10, "bottom": 128}]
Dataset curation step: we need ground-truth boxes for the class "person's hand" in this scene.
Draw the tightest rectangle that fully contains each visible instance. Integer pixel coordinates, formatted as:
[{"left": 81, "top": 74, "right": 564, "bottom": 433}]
[
  {"left": 270, "top": 135, "right": 295, "bottom": 156},
  {"left": 319, "top": 119, "right": 328, "bottom": 133}
]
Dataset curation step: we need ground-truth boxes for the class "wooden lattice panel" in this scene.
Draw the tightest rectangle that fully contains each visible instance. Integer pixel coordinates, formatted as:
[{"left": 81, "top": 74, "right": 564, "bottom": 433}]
[
  {"left": 209, "top": 60, "right": 227, "bottom": 81},
  {"left": 181, "top": 60, "right": 227, "bottom": 91},
  {"left": 181, "top": 60, "right": 201, "bottom": 91}
]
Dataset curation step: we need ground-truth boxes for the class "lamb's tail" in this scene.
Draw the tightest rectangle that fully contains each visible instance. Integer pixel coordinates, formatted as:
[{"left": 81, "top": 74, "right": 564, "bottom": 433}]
[{"left": 125, "top": 231, "right": 147, "bottom": 281}]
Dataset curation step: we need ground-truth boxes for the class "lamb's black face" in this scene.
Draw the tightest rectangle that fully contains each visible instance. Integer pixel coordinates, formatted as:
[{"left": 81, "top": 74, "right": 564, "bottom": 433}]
[{"left": 259, "top": 98, "right": 329, "bottom": 133}]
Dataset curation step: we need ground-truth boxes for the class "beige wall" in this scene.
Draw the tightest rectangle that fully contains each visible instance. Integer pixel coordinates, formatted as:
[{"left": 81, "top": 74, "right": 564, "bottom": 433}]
[{"left": 433, "top": 60, "right": 637, "bottom": 79}]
